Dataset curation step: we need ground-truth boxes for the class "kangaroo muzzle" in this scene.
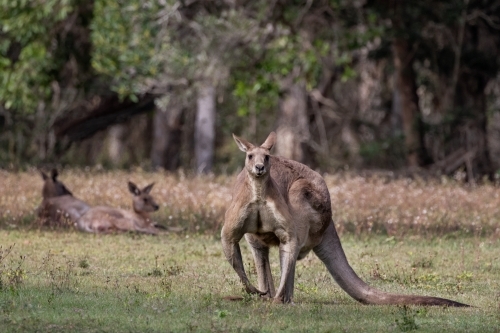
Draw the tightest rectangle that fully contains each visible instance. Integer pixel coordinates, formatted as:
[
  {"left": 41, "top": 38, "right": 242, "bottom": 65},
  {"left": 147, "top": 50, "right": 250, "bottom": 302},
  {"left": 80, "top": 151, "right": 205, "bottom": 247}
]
[{"left": 254, "top": 164, "right": 266, "bottom": 176}]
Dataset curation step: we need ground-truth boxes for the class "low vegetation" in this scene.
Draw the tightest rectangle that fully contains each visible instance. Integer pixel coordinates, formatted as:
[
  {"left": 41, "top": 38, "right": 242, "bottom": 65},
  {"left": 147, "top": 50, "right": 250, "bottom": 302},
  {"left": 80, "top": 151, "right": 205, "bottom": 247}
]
[{"left": 0, "top": 169, "right": 499, "bottom": 332}]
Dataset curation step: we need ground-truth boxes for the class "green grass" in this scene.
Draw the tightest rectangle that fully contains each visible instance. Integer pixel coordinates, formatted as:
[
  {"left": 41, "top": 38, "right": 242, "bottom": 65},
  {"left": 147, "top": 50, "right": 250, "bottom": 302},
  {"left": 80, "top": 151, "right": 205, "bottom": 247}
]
[{"left": 0, "top": 230, "right": 498, "bottom": 332}]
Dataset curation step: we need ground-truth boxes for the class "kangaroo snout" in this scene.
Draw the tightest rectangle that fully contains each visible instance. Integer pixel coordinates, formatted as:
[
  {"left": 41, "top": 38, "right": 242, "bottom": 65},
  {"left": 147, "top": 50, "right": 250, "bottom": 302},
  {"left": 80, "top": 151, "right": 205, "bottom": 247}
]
[{"left": 254, "top": 164, "right": 265, "bottom": 175}]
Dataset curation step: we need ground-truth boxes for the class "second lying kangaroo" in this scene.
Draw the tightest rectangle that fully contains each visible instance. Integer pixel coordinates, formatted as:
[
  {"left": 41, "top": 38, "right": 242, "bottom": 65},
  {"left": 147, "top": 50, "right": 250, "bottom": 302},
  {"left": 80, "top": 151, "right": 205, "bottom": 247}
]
[
  {"left": 76, "top": 181, "right": 160, "bottom": 234},
  {"left": 38, "top": 169, "right": 90, "bottom": 225}
]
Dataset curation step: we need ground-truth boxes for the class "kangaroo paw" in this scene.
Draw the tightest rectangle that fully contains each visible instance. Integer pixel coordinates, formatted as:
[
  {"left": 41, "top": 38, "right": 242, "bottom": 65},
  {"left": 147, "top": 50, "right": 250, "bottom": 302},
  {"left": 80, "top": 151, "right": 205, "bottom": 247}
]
[{"left": 245, "top": 284, "right": 266, "bottom": 296}]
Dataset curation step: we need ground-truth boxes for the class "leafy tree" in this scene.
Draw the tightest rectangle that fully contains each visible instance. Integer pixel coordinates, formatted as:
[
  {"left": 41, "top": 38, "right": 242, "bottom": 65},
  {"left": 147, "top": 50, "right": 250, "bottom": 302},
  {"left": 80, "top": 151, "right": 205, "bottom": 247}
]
[
  {"left": 0, "top": 0, "right": 92, "bottom": 163},
  {"left": 1, "top": 0, "right": 499, "bottom": 180}
]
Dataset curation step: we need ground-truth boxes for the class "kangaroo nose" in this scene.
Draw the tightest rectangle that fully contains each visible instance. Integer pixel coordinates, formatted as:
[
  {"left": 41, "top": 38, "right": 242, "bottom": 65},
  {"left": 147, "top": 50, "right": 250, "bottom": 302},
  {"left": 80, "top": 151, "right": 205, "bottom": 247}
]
[
  {"left": 153, "top": 204, "right": 159, "bottom": 211},
  {"left": 255, "top": 164, "right": 265, "bottom": 173}
]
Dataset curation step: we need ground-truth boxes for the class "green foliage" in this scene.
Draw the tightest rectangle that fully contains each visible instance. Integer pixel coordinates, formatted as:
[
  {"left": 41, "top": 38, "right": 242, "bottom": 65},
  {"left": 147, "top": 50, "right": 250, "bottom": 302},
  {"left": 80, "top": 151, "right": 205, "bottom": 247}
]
[
  {"left": 0, "top": 0, "right": 73, "bottom": 113},
  {"left": 0, "top": 245, "right": 25, "bottom": 294},
  {"left": 359, "top": 135, "right": 406, "bottom": 169},
  {"left": 230, "top": 32, "right": 322, "bottom": 123},
  {"left": 1, "top": 0, "right": 499, "bottom": 174},
  {"left": 232, "top": 77, "right": 280, "bottom": 118},
  {"left": 395, "top": 306, "right": 419, "bottom": 332},
  {"left": 78, "top": 258, "right": 90, "bottom": 269},
  {"left": 91, "top": 0, "right": 165, "bottom": 99}
]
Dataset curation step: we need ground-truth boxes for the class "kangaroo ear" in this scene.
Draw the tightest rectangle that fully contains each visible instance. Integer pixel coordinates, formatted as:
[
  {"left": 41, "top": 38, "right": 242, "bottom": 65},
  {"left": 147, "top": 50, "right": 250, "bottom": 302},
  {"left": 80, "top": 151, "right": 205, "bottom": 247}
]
[
  {"left": 233, "top": 134, "right": 254, "bottom": 152},
  {"left": 62, "top": 185, "right": 73, "bottom": 196},
  {"left": 261, "top": 132, "right": 276, "bottom": 151},
  {"left": 128, "top": 181, "right": 141, "bottom": 196},
  {"left": 142, "top": 183, "right": 155, "bottom": 194},
  {"left": 51, "top": 168, "right": 59, "bottom": 181},
  {"left": 40, "top": 170, "right": 49, "bottom": 180}
]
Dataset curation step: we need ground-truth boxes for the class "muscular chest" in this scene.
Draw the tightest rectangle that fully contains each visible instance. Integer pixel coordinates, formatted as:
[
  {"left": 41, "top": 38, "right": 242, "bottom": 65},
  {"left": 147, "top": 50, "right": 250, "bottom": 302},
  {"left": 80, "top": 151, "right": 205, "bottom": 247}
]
[{"left": 241, "top": 199, "right": 286, "bottom": 234}]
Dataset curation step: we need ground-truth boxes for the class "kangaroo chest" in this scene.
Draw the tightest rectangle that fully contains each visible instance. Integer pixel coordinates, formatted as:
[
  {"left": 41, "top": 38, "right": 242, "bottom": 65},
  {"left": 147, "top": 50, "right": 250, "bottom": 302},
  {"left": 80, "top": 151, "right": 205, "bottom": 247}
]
[
  {"left": 236, "top": 178, "right": 290, "bottom": 245},
  {"left": 243, "top": 199, "right": 286, "bottom": 234}
]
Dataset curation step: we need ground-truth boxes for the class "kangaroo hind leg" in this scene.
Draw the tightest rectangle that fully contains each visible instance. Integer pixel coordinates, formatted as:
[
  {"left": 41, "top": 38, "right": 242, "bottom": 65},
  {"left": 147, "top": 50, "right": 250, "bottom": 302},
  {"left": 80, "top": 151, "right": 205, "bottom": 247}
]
[
  {"left": 245, "top": 234, "right": 275, "bottom": 297},
  {"left": 274, "top": 240, "right": 299, "bottom": 303}
]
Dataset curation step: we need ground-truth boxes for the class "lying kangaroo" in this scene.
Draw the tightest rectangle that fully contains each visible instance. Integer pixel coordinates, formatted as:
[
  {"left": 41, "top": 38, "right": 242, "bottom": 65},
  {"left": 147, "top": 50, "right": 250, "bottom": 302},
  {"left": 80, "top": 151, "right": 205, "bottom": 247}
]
[
  {"left": 76, "top": 181, "right": 160, "bottom": 234},
  {"left": 221, "top": 132, "right": 468, "bottom": 306},
  {"left": 38, "top": 169, "right": 90, "bottom": 226},
  {"left": 40, "top": 169, "right": 73, "bottom": 198}
]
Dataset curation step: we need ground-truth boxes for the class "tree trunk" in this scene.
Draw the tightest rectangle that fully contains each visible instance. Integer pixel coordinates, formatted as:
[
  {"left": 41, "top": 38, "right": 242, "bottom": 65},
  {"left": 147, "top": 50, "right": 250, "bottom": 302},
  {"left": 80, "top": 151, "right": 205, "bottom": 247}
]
[
  {"left": 195, "top": 84, "right": 216, "bottom": 174},
  {"left": 275, "top": 83, "right": 310, "bottom": 164},
  {"left": 454, "top": 73, "right": 492, "bottom": 179},
  {"left": 151, "top": 104, "right": 183, "bottom": 171},
  {"left": 488, "top": 108, "right": 500, "bottom": 173},
  {"left": 392, "top": 38, "right": 429, "bottom": 167},
  {"left": 107, "top": 124, "right": 126, "bottom": 165}
]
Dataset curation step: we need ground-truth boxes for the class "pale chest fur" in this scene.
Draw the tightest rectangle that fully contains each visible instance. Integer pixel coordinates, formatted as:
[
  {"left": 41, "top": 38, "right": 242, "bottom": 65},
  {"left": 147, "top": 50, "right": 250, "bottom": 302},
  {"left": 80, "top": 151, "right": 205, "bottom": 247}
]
[{"left": 239, "top": 177, "right": 288, "bottom": 234}]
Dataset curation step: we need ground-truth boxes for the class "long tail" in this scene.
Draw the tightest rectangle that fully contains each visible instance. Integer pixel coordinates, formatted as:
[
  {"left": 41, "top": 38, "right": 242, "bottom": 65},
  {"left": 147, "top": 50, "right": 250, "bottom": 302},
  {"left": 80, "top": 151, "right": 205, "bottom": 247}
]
[{"left": 313, "top": 223, "right": 469, "bottom": 307}]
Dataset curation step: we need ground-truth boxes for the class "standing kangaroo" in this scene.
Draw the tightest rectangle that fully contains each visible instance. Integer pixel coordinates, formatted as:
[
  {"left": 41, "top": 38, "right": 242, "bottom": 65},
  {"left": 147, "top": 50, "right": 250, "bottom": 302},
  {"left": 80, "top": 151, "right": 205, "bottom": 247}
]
[
  {"left": 76, "top": 181, "right": 160, "bottom": 234},
  {"left": 38, "top": 169, "right": 90, "bottom": 225},
  {"left": 221, "top": 132, "right": 468, "bottom": 306}
]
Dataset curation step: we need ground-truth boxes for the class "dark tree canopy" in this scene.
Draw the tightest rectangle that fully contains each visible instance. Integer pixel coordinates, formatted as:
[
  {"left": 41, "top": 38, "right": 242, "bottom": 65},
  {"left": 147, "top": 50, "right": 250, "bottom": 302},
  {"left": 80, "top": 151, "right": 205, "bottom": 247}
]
[{"left": 1, "top": 0, "right": 500, "bottom": 180}]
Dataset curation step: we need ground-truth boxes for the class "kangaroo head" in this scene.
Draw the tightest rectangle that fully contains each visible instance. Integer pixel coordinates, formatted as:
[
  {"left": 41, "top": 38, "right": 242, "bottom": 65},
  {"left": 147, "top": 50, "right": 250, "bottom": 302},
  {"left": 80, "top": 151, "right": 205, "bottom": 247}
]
[
  {"left": 233, "top": 132, "right": 276, "bottom": 178},
  {"left": 128, "top": 181, "right": 160, "bottom": 214},
  {"left": 40, "top": 169, "right": 73, "bottom": 199}
]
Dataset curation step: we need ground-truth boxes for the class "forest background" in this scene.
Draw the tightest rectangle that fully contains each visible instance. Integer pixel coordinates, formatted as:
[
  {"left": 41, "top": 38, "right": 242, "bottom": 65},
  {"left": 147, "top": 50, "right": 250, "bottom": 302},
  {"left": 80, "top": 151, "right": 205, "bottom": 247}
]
[{"left": 1, "top": 0, "right": 500, "bottom": 180}]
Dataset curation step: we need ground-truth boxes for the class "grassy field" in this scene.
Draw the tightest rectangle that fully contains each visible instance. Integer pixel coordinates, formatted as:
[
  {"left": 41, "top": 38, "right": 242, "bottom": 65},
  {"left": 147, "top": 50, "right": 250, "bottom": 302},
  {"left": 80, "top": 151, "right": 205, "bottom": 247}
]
[{"left": 0, "top": 169, "right": 499, "bottom": 332}]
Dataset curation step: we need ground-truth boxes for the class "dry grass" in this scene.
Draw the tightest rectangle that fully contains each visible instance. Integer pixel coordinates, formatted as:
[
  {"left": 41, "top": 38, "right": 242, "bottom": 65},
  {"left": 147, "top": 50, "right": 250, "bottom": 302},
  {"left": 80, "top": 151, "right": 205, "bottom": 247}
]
[
  {"left": 327, "top": 174, "right": 500, "bottom": 238},
  {"left": 1, "top": 168, "right": 500, "bottom": 238}
]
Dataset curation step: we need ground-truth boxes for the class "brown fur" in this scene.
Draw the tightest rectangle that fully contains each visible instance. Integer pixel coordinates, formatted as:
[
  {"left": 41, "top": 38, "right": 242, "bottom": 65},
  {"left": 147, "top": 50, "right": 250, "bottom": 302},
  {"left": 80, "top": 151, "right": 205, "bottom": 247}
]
[
  {"left": 76, "top": 182, "right": 159, "bottom": 234},
  {"left": 40, "top": 169, "right": 73, "bottom": 199},
  {"left": 37, "top": 169, "right": 90, "bottom": 226},
  {"left": 221, "top": 132, "right": 469, "bottom": 306}
]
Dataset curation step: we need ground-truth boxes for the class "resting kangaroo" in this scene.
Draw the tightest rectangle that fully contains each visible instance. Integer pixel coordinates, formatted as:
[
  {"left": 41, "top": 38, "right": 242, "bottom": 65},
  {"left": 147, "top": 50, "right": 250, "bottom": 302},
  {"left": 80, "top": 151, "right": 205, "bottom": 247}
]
[
  {"left": 221, "top": 132, "right": 468, "bottom": 306},
  {"left": 38, "top": 169, "right": 90, "bottom": 225},
  {"left": 76, "top": 181, "right": 160, "bottom": 234},
  {"left": 40, "top": 169, "right": 73, "bottom": 198}
]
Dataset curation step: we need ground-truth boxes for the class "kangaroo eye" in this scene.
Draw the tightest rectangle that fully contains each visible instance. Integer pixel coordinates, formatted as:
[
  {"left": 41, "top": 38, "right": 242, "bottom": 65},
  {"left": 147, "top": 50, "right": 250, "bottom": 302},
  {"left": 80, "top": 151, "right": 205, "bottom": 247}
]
[
  {"left": 248, "top": 154, "right": 253, "bottom": 160},
  {"left": 265, "top": 155, "right": 269, "bottom": 162}
]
